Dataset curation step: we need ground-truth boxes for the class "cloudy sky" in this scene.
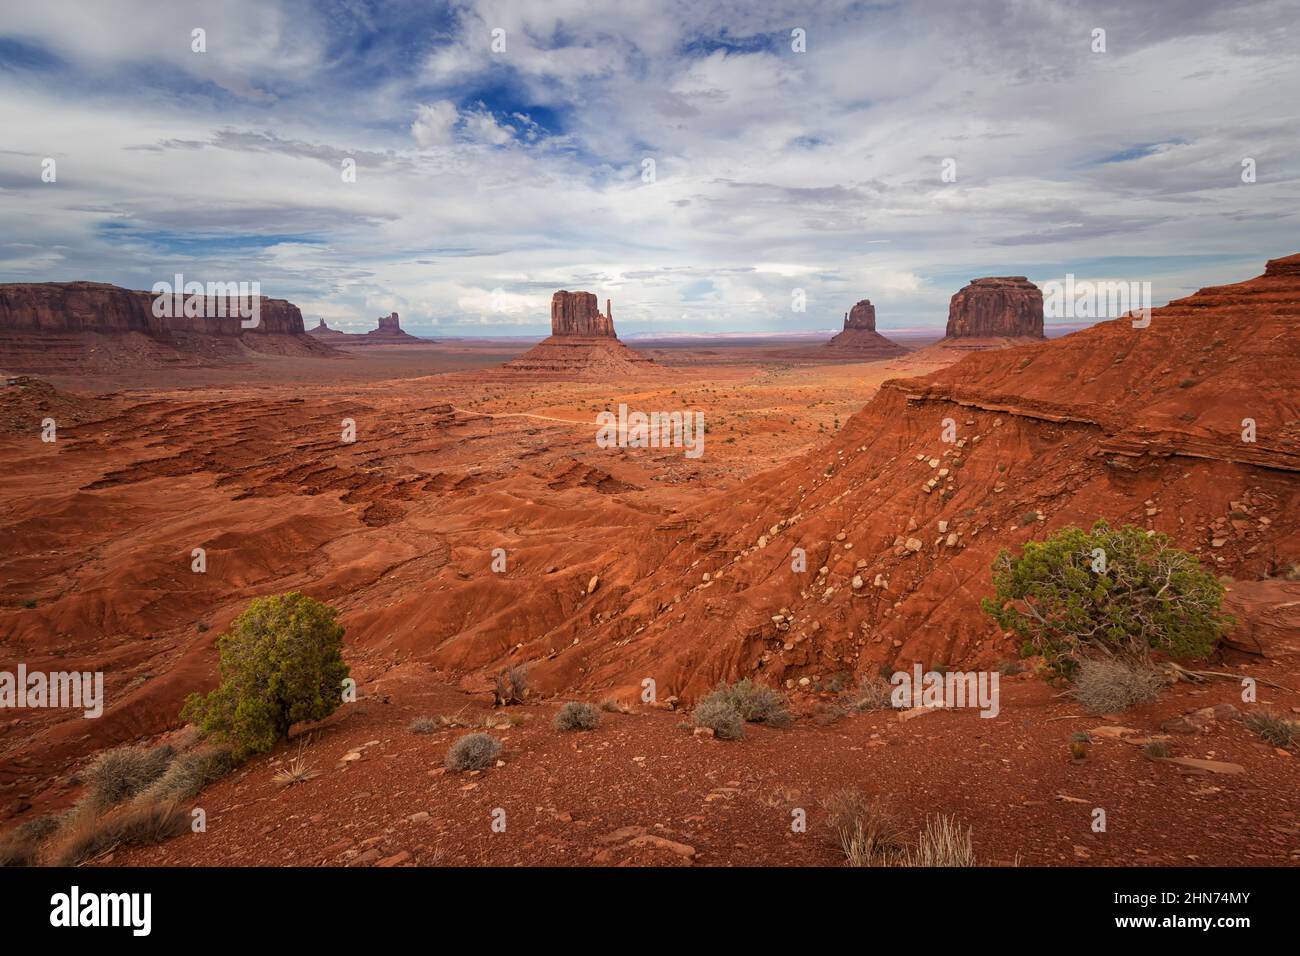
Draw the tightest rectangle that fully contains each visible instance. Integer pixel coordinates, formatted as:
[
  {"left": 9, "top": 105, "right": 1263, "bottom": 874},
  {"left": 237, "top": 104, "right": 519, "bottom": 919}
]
[{"left": 1, "top": 0, "right": 1297, "bottom": 336}]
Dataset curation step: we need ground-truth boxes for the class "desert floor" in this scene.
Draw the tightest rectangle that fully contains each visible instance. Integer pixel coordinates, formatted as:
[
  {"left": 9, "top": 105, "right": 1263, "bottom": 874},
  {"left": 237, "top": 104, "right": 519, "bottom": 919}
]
[{"left": 2, "top": 340, "right": 1297, "bottom": 866}]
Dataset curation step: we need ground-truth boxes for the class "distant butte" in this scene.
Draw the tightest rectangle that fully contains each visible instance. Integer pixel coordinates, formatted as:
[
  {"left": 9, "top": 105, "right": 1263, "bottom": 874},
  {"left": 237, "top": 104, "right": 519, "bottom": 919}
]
[
  {"left": 502, "top": 291, "right": 655, "bottom": 378},
  {"left": 307, "top": 311, "right": 424, "bottom": 345},
  {"left": 824, "top": 298, "right": 908, "bottom": 357}
]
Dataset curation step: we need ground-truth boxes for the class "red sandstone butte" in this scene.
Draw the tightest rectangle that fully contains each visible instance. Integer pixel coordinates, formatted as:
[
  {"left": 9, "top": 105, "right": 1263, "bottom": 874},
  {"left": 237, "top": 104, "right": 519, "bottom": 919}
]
[
  {"left": 503, "top": 291, "right": 654, "bottom": 377},
  {"left": 944, "top": 277, "right": 1045, "bottom": 339},
  {"left": 825, "top": 298, "right": 907, "bottom": 356}
]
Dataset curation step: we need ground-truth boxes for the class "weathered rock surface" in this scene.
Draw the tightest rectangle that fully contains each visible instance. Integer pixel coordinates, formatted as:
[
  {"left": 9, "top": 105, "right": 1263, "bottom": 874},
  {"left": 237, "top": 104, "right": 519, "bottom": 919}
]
[
  {"left": 945, "top": 277, "right": 1044, "bottom": 339},
  {"left": 551, "top": 291, "right": 615, "bottom": 337}
]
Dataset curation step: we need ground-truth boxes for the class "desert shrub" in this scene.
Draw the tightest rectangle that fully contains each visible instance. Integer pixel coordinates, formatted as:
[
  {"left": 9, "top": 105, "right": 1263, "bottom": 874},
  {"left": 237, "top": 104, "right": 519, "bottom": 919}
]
[
  {"left": 982, "top": 520, "right": 1232, "bottom": 675},
  {"left": 823, "top": 789, "right": 905, "bottom": 867},
  {"left": 554, "top": 701, "right": 600, "bottom": 732},
  {"left": 691, "top": 697, "right": 745, "bottom": 740},
  {"left": 1069, "top": 659, "right": 1165, "bottom": 714},
  {"left": 852, "top": 675, "right": 895, "bottom": 711},
  {"left": 272, "top": 751, "right": 319, "bottom": 787},
  {"left": 142, "top": 747, "right": 232, "bottom": 802},
  {"left": 702, "top": 679, "right": 792, "bottom": 727},
  {"left": 492, "top": 665, "right": 529, "bottom": 706},
  {"left": 51, "top": 797, "right": 187, "bottom": 867},
  {"left": 1143, "top": 740, "right": 1171, "bottom": 759},
  {"left": 445, "top": 733, "right": 501, "bottom": 771},
  {"left": 1244, "top": 710, "right": 1299, "bottom": 748},
  {"left": 84, "top": 743, "right": 175, "bottom": 810},
  {"left": 408, "top": 716, "right": 437, "bottom": 734},
  {"left": 904, "top": 815, "right": 977, "bottom": 867},
  {"left": 181, "top": 592, "right": 350, "bottom": 761}
]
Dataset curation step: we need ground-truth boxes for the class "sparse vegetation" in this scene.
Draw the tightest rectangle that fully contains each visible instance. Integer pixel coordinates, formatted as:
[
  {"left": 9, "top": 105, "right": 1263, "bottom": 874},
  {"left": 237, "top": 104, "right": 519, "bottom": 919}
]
[
  {"left": 1244, "top": 710, "right": 1299, "bottom": 748},
  {"left": 408, "top": 716, "right": 438, "bottom": 734},
  {"left": 554, "top": 701, "right": 600, "bottom": 732},
  {"left": 0, "top": 828, "right": 42, "bottom": 867},
  {"left": 700, "top": 678, "right": 792, "bottom": 727},
  {"left": 492, "top": 665, "right": 529, "bottom": 706},
  {"left": 691, "top": 697, "right": 745, "bottom": 740},
  {"left": 445, "top": 733, "right": 501, "bottom": 771},
  {"left": 600, "top": 699, "right": 629, "bottom": 714},
  {"left": 1069, "top": 659, "right": 1166, "bottom": 714},
  {"left": 84, "top": 743, "right": 175, "bottom": 810},
  {"left": 50, "top": 797, "right": 188, "bottom": 867},
  {"left": 181, "top": 592, "right": 350, "bottom": 761},
  {"left": 904, "top": 815, "right": 977, "bottom": 867},
  {"left": 141, "top": 747, "right": 231, "bottom": 802},
  {"left": 1143, "top": 740, "right": 1171, "bottom": 759},
  {"left": 272, "top": 749, "right": 319, "bottom": 787},
  {"left": 851, "top": 674, "right": 896, "bottom": 711},
  {"left": 982, "top": 520, "right": 1232, "bottom": 676},
  {"left": 823, "top": 789, "right": 906, "bottom": 867}
]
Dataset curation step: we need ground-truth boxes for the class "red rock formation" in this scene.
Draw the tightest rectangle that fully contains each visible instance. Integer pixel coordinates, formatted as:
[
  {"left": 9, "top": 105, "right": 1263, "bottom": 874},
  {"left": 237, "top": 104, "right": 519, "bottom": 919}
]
[
  {"left": 0, "top": 281, "right": 333, "bottom": 372},
  {"left": 551, "top": 291, "right": 615, "bottom": 337},
  {"left": 0, "top": 281, "right": 307, "bottom": 336},
  {"left": 945, "top": 277, "right": 1044, "bottom": 339},
  {"left": 477, "top": 254, "right": 1300, "bottom": 701},
  {"left": 504, "top": 290, "right": 654, "bottom": 378},
  {"left": 307, "top": 318, "right": 356, "bottom": 345},
  {"left": 307, "top": 312, "right": 423, "bottom": 346},
  {"left": 825, "top": 298, "right": 907, "bottom": 356},
  {"left": 843, "top": 299, "right": 877, "bottom": 331}
]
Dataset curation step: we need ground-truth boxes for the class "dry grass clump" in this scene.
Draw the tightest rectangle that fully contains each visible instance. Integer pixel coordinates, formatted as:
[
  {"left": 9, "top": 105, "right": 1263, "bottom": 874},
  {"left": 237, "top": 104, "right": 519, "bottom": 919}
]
[
  {"left": 272, "top": 751, "right": 320, "bottom": 787},
  {"left": 83, "top": 743, "right": 175, "bottom": 809},
  {"left": 823, "top": 789, "right": 907, "bottom": 867},
  {"left": 903, "top": 815, "right": 977, "bottom": 867},
  {"left": 554, "top": 701, "right": 601, "bottom": 732},
  {"left": 852, "top": 675, "right": 896, "bottom": 711},
  {"left": 445, "top": 733, "right": 501, "bottom": 771},
  {"left": 1069, "top": 659, "right": 1165, "bottom": 714},
  {"left": 600, "top": 699, "right": 631, "bottom": 714},
  {"left": 142, "top": 747, "right": 232, "bottom": 802},
  {"left": 1244, "top": 709, "right": 1299, "bottom": 748},
  {"left": 50, "top": 797, "right": 188, "bottom": 867},
  {"left": 408, "top": 716, "right": 438, "bottom": 734},
  {"left": 0, "top": 827, "right": 43, "bottom": 867},
  {"left": 492, "top": 665, "right": 529, "bottom": 706}
]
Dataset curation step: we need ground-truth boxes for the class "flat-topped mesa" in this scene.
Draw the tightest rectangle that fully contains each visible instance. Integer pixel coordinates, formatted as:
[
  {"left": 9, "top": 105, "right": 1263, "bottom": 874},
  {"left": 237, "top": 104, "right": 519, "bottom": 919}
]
[
  {"left": 843, "top": 299, "right": 877, "bottom": 331},
  {"left": 377, "top": 312, "right": 401, "bottom": 333},
  {"left": 551, "top": 291, "right": 616, "bottom": 338},
  {"left": 945, "top": 276, "right": 1044, "bottom": 339},
  {"left": 0, "top": 281, "right": 307, "bottom": 336}
]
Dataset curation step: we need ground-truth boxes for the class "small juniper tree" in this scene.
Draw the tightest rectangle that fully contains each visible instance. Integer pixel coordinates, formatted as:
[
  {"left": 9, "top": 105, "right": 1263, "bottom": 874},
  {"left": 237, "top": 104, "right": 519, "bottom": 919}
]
[
  {"left": 182, "top": 592, "right": 349, "bottom": 760},
  {"left": 981, "top": 520, "right": 1232, "bottom": 676}
]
